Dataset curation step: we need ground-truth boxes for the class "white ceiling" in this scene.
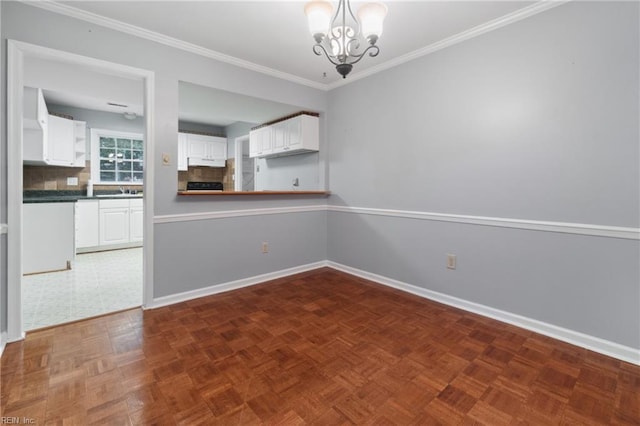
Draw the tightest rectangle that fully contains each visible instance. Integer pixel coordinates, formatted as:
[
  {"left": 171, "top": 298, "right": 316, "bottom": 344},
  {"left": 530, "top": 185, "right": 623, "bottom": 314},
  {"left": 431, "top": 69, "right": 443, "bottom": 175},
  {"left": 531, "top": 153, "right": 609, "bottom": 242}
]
[
  {"left": 28, "top": 0, "right": 557, "bottom": 126},
  {"left": 52, "top": 0, "right": 541, "bottom": 87}
]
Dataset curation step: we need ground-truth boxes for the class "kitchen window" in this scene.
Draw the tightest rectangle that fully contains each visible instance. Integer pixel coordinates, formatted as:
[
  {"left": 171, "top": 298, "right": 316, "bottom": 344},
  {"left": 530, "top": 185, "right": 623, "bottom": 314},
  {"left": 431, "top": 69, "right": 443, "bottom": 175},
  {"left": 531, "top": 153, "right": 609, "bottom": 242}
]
[{"left": 91, "top": 129, "right": 144, "bottom": 184}]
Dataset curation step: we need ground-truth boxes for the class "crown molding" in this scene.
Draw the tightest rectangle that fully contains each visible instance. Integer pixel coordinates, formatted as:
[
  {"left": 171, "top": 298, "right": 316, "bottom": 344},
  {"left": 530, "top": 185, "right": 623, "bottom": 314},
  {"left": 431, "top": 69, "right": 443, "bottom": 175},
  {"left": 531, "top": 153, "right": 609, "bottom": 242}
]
[
  {"left": 24, "top": 0, "right": 569, "bottom": 92},
  {"left": 328, "top": 0, "right": 571, "bottom": 90},
  {"left": 22, "top": 0, "right": 328, "bottom": 91}
]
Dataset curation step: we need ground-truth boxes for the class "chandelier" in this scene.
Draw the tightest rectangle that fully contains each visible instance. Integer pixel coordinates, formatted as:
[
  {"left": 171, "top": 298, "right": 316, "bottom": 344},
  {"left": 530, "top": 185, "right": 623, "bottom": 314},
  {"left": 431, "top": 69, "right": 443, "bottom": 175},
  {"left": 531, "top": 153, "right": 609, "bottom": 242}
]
[{"left": 304, "top": 0, "right": 388, "bottom": 79}]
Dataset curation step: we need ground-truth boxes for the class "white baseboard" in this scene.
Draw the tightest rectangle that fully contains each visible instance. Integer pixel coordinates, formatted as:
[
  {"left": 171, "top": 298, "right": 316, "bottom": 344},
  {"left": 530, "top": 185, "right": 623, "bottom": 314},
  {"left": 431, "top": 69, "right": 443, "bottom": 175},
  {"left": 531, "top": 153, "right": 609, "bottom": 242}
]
[
  {"left": 147, "top": 261, "right": 328, "bottom": 310},
  {"left": 327, "top": 261, "right": 640, "bottom": 366},
  {"left": 143, "top": 258, "right": 638, "bottom": 365}
]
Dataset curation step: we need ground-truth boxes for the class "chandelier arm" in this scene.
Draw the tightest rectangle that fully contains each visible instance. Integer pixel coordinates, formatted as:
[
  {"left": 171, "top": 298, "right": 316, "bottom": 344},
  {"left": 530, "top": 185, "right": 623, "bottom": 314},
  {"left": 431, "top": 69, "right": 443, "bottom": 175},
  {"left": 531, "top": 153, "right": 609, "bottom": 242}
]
[
  {"left": 312, "top": 44, "right": 342, "bottom": 67},
  {"left": 344, "top": 45, "right": 380, "bottom": 65}
]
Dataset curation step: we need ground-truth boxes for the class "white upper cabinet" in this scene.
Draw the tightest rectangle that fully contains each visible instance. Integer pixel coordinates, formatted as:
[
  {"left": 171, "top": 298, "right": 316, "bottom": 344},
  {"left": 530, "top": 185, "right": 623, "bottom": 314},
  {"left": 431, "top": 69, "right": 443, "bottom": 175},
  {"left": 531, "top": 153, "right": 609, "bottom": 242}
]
[
  {"left": 182, "top": 133, "right": 227, "bottom": 167},
  {"left": 249, "top": 126, "right": 273, "bottom": 158},
  {"left": 177, "top": 132, "right": 188, "bottom": 171},
  {"left": 249, "top": 114, "right": 319, "bottom": 158},
  {"left": 23, "top": 87, "right": 49, "bottom": 164},
  {"left": 23, "top": 87, "right": 87, "bottom": 167},
  {"left": 47, "top": 114, "right": 75, "bottom": 166}
]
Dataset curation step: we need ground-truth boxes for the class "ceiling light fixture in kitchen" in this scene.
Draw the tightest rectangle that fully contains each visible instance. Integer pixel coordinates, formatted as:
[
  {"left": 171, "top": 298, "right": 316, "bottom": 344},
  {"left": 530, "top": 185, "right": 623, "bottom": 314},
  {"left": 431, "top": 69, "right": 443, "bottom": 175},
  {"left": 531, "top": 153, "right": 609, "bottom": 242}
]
[{"left": 305, "top": 0, "right": 387, "bottom": 79}]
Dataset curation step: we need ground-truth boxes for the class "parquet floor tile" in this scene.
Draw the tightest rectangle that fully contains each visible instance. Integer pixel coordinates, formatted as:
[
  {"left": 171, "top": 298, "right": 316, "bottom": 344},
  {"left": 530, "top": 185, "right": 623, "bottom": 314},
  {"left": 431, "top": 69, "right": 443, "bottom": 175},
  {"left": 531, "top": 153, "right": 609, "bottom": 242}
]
[{"left": 2, "top": 267, "right": 639, "bottom": 424}]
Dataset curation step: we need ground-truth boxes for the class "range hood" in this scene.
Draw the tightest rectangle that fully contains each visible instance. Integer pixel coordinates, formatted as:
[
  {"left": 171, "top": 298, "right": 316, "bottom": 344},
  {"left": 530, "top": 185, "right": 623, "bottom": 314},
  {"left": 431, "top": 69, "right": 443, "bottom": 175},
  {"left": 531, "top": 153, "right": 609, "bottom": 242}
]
[{"left": 188, "top": 157, "right": 225, "bottom": 168}]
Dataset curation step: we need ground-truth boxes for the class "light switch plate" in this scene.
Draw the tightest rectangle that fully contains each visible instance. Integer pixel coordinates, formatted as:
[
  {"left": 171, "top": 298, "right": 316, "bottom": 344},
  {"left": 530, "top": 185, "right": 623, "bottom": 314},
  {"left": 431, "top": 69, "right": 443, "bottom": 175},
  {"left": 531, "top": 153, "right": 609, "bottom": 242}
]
[
  {"left": 162, "top": 153, "right": 171, "bottom": 166},
  {"left": 447, "top": 254, "right": 457, "bottom": 270}
]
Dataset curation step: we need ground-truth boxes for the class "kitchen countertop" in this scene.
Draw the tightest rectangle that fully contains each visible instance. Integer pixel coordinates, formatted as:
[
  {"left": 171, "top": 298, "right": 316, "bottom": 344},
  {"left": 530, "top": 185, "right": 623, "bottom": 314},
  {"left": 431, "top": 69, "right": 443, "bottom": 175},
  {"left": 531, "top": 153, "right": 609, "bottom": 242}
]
[{"left": 23, "top": 190, "right": 143, "bottom": 203}]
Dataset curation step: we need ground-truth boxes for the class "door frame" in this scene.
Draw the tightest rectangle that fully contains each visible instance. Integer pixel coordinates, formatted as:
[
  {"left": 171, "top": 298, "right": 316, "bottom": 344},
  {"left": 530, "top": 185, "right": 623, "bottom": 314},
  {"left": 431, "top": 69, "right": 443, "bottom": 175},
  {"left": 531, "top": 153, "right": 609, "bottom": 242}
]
[
  {"left": 233, "top": 135, "right": 250, "bottom": 192},
  {"left": 6, "top": 40, "right": 156, "bottom": 342}
]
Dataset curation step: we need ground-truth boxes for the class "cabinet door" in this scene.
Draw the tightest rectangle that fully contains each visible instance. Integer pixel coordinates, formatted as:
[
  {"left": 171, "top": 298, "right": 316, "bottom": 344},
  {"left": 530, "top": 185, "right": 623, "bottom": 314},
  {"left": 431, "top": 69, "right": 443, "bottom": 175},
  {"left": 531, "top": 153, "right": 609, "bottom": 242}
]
[
  {"left": 250, "top": 127, "right": 273, "bottom": 157},
  {"left": 287, "top": 116, "right": 303, "bottom": 151},
  {"left": 48, "top": 115, "right": 75, "bottom": 166},
  {"left": 249, "top": 130, "right": 260, "bottom": 157},
  {"left": 23, "top": 203, "right": 75, "bottom": 274},
  {"left": 257, "top": 127, "right": 273, "bottom": 156},
  {"left": 99, "top": 208, "right": 130, "bottom": 245},
  {"left": 178, "top": 133, "right": 188, "bottom": 171},
  {"left": 187, "top": 134, "right": 209, "bottom": 158},
  {"left": 23, "top": 88, "right": 49, "bottom": 165},
  {"left": 129, "top": 206, "right": 144, "bottom": 242},
  {"left": 208, "top": 136, "right": 227, "bottom": 160},
  {"left": 272, "top": 122, "right": 287, "bottom": 153},
  {"left": 76, "top": 200, "right": 99, "bottom": 249}
]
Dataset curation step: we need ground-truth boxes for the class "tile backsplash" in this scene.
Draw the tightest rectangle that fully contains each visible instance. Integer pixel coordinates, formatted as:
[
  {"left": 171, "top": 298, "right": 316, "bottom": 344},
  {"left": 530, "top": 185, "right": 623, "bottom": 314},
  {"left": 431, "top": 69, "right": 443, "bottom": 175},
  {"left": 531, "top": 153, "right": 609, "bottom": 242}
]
[
  {"left": 23, "top": 161, "right": 144, "bottom": 192},
  {"left": 25, "top": 159, "right": 234, "bottom": 192}
]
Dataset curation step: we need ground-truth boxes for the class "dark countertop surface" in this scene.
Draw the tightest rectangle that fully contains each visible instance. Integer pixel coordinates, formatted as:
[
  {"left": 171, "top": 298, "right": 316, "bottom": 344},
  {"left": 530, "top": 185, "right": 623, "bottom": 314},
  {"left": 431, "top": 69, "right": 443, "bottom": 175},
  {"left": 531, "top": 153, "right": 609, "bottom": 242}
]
[{"left": 23, "top": 190, "right": 143, "bottom": 203}]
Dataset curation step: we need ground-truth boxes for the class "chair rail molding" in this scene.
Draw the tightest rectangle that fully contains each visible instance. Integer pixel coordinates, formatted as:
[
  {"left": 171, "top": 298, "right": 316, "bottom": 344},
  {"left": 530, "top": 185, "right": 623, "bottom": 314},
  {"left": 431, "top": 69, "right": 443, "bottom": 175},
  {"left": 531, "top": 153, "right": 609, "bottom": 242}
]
[{"left": 327, "top": 205, "right": 639, "bottom": 240}]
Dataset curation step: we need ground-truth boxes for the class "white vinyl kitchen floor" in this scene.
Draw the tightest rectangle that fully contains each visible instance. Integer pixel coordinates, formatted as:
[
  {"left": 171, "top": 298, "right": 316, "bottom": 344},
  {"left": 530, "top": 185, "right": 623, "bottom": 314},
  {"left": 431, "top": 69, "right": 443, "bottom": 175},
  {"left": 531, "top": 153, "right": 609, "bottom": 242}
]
[{"left": 22, "top": 247, "right": 143, "bottom": 331}]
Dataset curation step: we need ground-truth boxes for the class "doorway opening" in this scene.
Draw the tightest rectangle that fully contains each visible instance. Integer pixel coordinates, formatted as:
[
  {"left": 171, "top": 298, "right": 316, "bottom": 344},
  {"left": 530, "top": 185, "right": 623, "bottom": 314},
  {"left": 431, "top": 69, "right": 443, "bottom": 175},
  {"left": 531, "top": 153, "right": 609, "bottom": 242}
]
[
  {"left": 7, "top": 40, "right": 155, "bottom": 341},
  {"left": 234, "top": 135, "right": 254, "bottom": 192}
]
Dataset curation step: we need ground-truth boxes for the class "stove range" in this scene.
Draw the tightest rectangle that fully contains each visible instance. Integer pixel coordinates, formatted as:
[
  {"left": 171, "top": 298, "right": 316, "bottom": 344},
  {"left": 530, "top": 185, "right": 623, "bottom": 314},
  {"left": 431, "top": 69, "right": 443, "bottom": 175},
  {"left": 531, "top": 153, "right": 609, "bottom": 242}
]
[{"left": 186, "top": 181, "right": 223, "bottom": 191}]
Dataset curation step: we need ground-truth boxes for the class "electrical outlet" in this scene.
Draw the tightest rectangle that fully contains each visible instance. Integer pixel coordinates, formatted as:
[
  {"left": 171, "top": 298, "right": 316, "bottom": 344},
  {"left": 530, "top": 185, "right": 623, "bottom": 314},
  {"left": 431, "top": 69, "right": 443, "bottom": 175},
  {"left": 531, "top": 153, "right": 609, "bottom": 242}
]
[
  {"left": 447, "top": 254, "right": 457, "bottom": 270},
  {"left": 67, "top": 177, "right": 78, "bottom": 186},
  {"left": 262, "top": 242, "right": 269, "bottom": 254}
]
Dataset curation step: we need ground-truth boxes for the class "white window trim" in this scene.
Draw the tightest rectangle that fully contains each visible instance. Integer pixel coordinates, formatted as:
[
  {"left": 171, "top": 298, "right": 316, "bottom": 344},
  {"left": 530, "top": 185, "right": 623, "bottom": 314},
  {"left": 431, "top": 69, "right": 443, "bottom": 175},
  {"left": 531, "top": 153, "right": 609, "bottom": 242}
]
[{"left": 91, "top": 128, "right": 144, "bottom": 185}]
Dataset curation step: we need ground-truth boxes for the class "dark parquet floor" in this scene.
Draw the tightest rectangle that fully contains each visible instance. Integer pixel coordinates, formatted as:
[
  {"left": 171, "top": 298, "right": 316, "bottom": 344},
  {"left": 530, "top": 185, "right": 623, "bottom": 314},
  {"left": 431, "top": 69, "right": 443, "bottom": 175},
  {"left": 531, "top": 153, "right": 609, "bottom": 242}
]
[{"left": 1, "top": 268, "right": 639, "bottom": 425}]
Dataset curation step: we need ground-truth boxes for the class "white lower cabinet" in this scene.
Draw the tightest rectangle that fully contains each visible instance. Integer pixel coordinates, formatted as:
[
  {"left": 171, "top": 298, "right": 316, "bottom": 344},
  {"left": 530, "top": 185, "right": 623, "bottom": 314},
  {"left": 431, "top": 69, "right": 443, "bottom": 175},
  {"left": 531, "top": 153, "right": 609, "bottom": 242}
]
[
  {"left": 76, "top": 200, "right": 99, "bottom": 249},
  {"left": 129, "top": 200, "right": 144, "bottom": 242},
  {"left": 23, "top": 202, "right": 75, "bottom": 274},
  {"left": 100, "top": 202, "right": 130, "bottom": 246},
  {"left": 77, "top": 198, "right": 143, "bottom": 252}
]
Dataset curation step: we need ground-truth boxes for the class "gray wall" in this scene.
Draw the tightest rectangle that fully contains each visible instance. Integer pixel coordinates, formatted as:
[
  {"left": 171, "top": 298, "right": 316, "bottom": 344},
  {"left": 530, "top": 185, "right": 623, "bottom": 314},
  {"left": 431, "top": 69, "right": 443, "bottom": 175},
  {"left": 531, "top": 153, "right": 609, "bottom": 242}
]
[
  {"left": 155, "top": 211, "right": 327, "bottom": 298},
  {"left": 327, "top": 1, "right": 639, "bottom": 348},
  {"left": 225, "top": 121, "right": 256, "bottom": 159},
  {"left": 255, "top": 153, "right": 320, "bottom": 191},
  {"left": 0, "top": 1, "right": 329, "bottom": 337}
]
